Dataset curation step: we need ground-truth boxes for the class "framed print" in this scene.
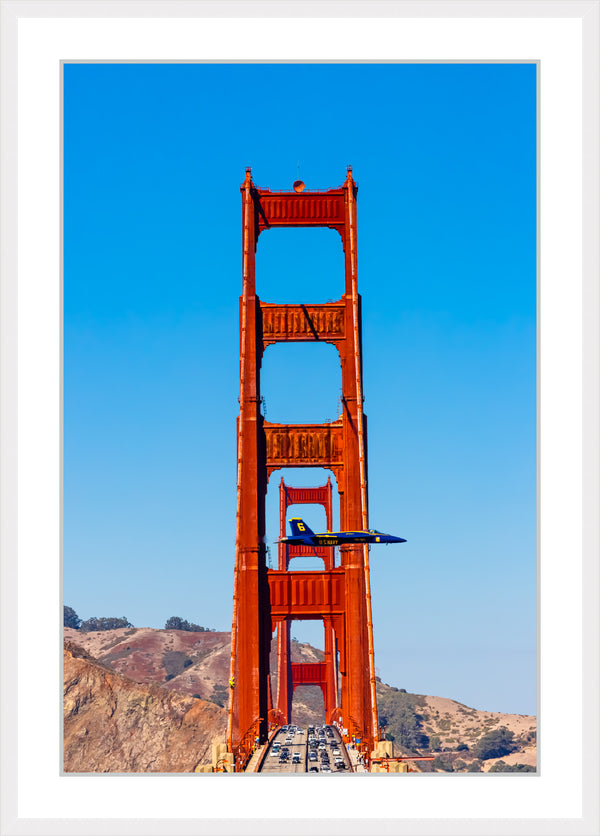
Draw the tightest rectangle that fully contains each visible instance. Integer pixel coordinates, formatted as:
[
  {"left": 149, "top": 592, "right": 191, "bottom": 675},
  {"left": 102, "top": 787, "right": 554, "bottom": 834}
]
[{"left": 1, "top": 2, "right": 598, "bottom": 835}]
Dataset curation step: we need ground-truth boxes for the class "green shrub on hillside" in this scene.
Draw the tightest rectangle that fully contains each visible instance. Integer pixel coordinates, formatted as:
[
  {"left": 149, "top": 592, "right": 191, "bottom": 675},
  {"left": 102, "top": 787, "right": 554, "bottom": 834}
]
[
  {"left": 64, "top": 606, "right": 81, "bottom": 629},
  {"left": 376, "top": 689, "right": 429, "bottom": 752},
  {"left": 432, "top": 756, "right": 454, "bottom": 772},
  {"left": 162, "top": 650, "right": 194, "bottom": 678},
  {"left": 210, "top": 684, "right": 229, "bottom": 708},
  {"left": 80, "top": 616, "right": 133, "bottom": 631},
  {"left": 489, "top": 760, "right": 535, "bottom": 773},
  {"left": 474, "top": 727, "right": 516, "bottom": 760},
  {"left": 164, "top": 616, "right": 213, "bottom": 632},
  {"left": 429, "top": 735, "right": 442, "bottom": 752}
]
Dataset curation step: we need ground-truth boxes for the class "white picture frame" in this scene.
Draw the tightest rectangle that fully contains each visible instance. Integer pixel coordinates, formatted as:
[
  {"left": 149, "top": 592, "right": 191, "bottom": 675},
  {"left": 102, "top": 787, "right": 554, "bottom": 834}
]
[{"left": 1, "top": 2, "right": 598, "bottom": 835}]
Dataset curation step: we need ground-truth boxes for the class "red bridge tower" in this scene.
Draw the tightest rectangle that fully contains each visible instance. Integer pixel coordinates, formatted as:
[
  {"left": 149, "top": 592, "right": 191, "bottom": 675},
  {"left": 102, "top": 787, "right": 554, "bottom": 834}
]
[{"left": 228, "top": 167, "right": 379, "bottom": 769}]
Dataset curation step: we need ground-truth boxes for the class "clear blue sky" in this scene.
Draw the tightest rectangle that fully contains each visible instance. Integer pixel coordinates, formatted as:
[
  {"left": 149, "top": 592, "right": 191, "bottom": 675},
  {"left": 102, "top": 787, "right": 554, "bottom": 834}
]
[{"left": 64, "top": 63, "right": 536, "bottom": 714}]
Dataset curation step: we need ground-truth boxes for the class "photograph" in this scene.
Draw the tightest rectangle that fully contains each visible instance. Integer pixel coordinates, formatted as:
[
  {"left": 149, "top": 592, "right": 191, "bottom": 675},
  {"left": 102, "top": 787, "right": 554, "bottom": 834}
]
[{"left": 63, "top": 61, "right": 537, "bottom": 776}]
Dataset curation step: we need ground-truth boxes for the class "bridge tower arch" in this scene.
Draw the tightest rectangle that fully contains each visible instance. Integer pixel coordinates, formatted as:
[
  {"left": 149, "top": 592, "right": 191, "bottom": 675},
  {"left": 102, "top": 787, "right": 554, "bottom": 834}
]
[{"left": 275, "top": 477, "right": 338, "bottom": 724}]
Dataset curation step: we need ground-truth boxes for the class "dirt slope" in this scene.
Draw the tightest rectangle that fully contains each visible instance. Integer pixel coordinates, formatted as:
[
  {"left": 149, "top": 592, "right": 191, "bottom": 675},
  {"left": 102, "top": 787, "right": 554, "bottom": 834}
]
[
  {"left": 63, "top": 641, "right": 226, "bottom": 772},
  {"left": 420, "top": 693, "right": 536, "bottom": 771}
]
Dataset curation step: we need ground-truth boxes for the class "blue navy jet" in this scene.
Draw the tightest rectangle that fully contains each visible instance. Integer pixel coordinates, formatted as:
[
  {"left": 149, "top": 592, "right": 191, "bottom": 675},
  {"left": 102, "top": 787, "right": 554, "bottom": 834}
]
[{"left": 278, "top": 518, "right": 406, "bottom": 547}]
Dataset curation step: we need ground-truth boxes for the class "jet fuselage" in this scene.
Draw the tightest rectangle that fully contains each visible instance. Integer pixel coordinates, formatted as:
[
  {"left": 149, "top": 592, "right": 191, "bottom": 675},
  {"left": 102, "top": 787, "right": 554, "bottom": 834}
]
[{"left": 278, "top": 517, "right": 406, "bottom": 547}]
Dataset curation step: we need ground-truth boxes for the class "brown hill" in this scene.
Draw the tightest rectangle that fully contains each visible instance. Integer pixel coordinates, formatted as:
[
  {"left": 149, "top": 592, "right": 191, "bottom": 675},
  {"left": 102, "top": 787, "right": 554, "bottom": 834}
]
[
  {"left": 64, "top": 626, "right": 232, "bottom": 706},
  {"left": 375, "top": 682, "right": 536, "bottom": 772},
  {"left": 63, "top": 640, "right": 226, "bottom": 772},
  {"left": 421, "top": 693, "right": 536, "bottom": 771},
  {"left": 64, "top": 627, "right": 536, "bottom": 773}
]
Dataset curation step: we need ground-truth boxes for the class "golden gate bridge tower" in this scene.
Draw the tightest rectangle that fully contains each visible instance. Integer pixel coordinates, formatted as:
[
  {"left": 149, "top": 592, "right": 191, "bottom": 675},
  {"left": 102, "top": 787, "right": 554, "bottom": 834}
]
[{"left": 227, "top": 167, "right": 380, "bottom": 770}]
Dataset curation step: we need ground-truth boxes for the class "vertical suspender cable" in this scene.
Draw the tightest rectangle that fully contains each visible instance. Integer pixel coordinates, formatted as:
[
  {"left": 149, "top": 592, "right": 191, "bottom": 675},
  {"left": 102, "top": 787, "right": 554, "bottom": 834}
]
[
  {"left": 227, "top": 173, "right": 251, "bottom": 751},
  {"left": 347, "top": 172, "right": 380, "bottom": 744}
]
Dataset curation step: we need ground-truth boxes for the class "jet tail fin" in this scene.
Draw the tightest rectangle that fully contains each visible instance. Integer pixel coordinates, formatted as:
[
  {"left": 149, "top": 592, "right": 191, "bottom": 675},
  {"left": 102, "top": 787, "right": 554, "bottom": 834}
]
[{"left": 289, "top": 518, "right": 314, "bottom": 538}]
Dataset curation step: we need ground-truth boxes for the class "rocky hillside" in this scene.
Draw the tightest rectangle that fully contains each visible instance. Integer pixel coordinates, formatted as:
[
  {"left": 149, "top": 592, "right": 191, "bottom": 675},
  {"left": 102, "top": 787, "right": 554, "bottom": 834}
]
[
  {"left": 376, "top": 681, "right": 536, "bottom": 772},
  {"left": 64, "top": 626, "right": 232, "bottom": 706},
  {"left": 63, "top": 641, "right": 226, "bottom": 772}
]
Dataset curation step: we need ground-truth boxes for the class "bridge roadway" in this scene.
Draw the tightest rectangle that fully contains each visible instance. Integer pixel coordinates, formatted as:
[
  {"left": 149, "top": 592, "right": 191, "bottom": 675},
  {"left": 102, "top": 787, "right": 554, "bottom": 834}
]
[{"left": 258, "top": 724, "right": 353, "bottom": 774}]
